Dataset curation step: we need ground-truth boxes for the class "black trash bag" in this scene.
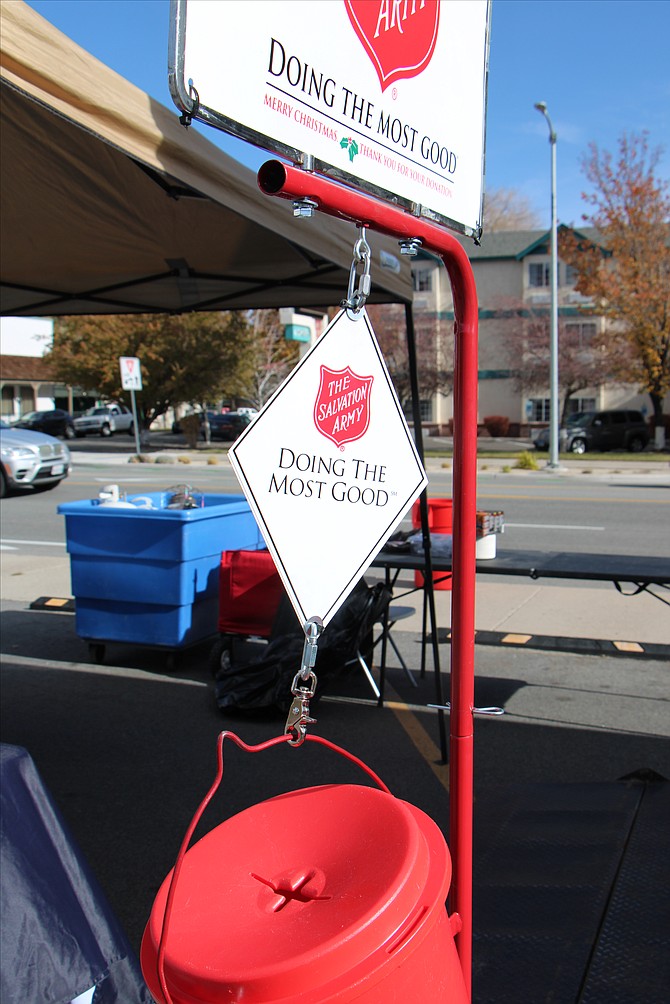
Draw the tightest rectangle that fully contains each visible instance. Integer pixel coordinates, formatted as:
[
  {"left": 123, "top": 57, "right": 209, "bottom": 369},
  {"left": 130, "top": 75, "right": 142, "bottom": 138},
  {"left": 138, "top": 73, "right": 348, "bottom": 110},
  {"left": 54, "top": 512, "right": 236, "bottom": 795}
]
[{"left": 214, "top": 579, "right": 391, "bottom": 716}]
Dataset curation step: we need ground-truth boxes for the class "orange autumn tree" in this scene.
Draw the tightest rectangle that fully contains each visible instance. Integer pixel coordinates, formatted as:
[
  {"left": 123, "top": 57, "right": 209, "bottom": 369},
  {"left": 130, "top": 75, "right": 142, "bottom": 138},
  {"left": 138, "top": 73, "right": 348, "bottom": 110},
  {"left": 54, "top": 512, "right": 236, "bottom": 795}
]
[{"left": 559, "top": 132, "right": 670, "bottom": 432}]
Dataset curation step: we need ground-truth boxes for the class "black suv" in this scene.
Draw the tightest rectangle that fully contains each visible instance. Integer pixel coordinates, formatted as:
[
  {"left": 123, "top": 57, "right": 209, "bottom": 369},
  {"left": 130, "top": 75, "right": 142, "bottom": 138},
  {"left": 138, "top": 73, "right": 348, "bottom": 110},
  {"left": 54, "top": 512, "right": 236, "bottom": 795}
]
[
  {"left": 209, "top": 412, "right": 252, "bottom": 441},
  {"left": 559, "top": 410, "right": 649, "bottom": 454},
  {"left": 14, "top": 408, "right": 75, "bottom": 439}
]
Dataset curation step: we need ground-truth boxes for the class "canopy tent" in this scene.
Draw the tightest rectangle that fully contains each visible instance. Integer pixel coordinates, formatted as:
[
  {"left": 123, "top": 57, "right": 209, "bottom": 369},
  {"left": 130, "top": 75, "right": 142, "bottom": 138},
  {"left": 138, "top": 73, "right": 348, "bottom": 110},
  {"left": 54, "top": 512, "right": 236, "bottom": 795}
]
[{"left": 0, "top": 1, "right": 412, "bottom": 317}]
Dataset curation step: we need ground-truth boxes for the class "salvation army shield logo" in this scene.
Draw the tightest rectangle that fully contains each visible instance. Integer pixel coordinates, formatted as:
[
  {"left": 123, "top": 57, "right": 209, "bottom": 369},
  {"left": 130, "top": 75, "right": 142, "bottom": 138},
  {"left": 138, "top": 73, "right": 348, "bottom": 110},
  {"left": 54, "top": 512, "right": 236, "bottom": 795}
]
[
  {"left": 344, "top": 0, "right": 440, "bottom": 92},
  {"left": 314, "top": 365, "right": 374, "bottom": 447}
]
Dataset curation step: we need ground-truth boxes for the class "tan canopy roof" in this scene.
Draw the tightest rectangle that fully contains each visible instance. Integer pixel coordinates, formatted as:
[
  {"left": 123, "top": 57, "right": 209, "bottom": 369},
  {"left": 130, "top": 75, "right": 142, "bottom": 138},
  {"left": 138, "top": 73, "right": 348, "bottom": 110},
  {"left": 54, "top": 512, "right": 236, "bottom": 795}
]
[{"left": 0, "top": 1, "right": 412, "bottom": 317}]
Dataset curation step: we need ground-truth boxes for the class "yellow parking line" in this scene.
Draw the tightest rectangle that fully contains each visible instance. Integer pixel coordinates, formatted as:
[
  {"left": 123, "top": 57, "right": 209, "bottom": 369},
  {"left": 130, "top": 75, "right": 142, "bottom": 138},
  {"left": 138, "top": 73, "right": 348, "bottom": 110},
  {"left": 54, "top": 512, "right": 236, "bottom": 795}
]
[
  {"left": 613, "top": 641, "right": 645, "bottom": 654},
  {"left": 384, "top": 683, "right": 449, "bottom": 792}
]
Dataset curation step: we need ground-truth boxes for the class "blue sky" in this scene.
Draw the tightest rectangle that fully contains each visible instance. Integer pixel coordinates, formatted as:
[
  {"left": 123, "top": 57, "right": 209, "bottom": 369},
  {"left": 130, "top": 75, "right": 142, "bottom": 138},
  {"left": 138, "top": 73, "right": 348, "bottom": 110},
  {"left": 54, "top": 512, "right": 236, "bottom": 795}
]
[{"left": 27, "top": 0, "right": 669, "bottom": 232}]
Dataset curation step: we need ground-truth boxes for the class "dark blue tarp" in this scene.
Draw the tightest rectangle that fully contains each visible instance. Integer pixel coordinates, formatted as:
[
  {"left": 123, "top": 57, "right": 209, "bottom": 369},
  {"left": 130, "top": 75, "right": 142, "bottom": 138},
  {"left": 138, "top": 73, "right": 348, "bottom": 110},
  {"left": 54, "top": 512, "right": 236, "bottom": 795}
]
[{"left": 0, "top": 744, "right": 151, "bottom": 1004}]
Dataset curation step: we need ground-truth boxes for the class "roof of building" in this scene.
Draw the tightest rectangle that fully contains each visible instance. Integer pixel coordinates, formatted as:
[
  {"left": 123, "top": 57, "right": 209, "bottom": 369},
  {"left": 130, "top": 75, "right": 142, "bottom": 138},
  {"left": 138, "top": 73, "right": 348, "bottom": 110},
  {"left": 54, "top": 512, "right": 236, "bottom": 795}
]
[
  {"left": 0, "top": 354, "right": 55, "bottom": 381},
  {"left": 412, "top": 225, "right": 604, "bottom": 267},
  {"left": 465, "top": 225, "right": 603, "bottom": 260}
]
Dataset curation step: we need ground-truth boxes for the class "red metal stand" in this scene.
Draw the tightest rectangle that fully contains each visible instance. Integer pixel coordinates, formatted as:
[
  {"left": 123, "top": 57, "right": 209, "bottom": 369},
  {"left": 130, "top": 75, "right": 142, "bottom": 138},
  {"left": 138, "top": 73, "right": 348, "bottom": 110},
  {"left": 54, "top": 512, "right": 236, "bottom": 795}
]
[{"left": 258, "top": 161, "right": 479, "bottom": 1000}]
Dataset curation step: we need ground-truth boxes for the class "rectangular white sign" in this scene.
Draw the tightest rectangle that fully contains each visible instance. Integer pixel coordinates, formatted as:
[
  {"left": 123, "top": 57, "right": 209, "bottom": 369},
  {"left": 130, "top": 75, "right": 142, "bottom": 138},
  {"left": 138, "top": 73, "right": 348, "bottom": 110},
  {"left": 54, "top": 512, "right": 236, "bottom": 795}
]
[
  {"left": 119, "top": 356, "right": 142, "bottom": 390},
  {"left": 170, "top": 0, "right": 490, "bottom": 238}
]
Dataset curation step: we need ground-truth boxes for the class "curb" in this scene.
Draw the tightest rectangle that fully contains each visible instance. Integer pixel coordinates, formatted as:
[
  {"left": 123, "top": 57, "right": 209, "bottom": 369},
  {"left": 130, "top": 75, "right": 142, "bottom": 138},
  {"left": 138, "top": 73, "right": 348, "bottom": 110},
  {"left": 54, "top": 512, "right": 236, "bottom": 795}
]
[
  {"left": 28, "top": 598, "right": 670, "bottom": 661},
  {"left": 435, "top": 627, "right": 670, "bottom": 660}
]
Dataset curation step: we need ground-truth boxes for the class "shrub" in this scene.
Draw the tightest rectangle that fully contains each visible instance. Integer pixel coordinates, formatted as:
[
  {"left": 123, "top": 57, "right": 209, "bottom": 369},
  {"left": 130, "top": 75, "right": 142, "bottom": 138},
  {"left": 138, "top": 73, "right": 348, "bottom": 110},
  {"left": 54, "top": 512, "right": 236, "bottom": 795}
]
[
  {"left": 483, "top": 415, "right": 510, "bottom": 437},
  {"left": 515, "top": 450, "right": 539, "bottom": 470}
]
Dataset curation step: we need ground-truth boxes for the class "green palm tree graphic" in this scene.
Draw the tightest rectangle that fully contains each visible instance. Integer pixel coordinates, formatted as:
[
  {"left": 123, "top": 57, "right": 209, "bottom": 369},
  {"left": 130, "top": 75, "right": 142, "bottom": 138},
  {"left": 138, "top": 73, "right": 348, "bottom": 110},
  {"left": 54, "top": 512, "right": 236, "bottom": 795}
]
[{"left": 340, "top": 137, "right": 359, "bottom": 162}]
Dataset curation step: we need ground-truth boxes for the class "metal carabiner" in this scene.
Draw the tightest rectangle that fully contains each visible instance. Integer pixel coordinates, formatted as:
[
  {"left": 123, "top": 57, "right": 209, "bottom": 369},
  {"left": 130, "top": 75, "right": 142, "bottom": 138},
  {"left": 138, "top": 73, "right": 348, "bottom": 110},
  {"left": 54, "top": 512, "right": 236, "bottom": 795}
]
[
  {"left": 342, "top": 227, "right": 372, "bottom": 315},
  {"left": 285, "top": 670, "right": 318, "bottom": 746}
]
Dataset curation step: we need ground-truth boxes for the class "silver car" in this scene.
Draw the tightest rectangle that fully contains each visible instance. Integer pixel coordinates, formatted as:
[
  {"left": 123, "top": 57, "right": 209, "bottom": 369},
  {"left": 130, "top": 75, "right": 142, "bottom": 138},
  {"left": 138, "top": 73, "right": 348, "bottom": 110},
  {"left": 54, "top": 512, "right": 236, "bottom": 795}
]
[{"left": 0, "top": 421, "right": 72, "bottom": 497}]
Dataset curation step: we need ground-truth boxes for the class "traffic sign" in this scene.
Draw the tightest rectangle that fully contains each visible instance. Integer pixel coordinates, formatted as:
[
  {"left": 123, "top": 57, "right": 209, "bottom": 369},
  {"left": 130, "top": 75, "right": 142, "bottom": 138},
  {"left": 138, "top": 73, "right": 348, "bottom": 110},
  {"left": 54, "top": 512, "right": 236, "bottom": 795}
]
[
  {"left": 229, "top": 309, "right": 427, "bottom": 627},
  {"left": 170, "top": 0, "right": 491, "bottom": 238},
  {"left": 119, "top": 356, "right": 142, "bottom": 390}
]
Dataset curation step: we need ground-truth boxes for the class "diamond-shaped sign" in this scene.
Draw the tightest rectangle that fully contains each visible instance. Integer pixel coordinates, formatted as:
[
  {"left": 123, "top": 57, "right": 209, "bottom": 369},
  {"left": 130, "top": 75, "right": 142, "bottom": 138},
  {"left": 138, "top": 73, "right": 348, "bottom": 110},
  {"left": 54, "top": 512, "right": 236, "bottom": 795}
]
[{"left": 229, "top": 309, "right": 427, "bottom": 628}]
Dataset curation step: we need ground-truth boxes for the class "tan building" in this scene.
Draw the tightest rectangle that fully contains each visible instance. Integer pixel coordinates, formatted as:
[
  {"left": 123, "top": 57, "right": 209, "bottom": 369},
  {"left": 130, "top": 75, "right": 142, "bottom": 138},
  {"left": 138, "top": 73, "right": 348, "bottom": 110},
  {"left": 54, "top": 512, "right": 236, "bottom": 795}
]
[{"left": 410, "top": 226, "right": 665, "bottom": 435}]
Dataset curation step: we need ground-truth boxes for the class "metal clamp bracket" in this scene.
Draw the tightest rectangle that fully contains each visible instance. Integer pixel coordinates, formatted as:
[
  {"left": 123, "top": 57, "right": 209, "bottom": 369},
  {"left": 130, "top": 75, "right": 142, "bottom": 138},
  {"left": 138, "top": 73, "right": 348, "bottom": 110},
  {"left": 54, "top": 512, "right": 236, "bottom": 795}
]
[{"left": 428, "top": 703, "right": 505, "bottom": 717}]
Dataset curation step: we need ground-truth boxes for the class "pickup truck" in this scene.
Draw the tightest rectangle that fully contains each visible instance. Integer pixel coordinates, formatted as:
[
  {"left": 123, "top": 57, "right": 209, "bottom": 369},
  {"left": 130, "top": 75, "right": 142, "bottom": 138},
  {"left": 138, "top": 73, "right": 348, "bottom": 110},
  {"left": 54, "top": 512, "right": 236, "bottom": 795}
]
[{"left": 73, "top": 404, "right": 134, "bottom": 438}]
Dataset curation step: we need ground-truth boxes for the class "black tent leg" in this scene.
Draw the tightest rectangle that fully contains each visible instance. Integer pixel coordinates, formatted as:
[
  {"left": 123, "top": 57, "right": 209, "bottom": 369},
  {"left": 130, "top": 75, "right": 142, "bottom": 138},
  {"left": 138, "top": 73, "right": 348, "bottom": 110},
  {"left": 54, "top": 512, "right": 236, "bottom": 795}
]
[{"left": 405, "top": 302, "right": 448, "bottom": 763}]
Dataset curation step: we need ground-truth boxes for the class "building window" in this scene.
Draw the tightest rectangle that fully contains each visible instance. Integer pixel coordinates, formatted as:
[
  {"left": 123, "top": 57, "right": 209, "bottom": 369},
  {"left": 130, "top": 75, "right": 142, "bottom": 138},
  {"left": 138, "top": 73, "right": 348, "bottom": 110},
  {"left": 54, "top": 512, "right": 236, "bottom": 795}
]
[
  {"left": 403, "top": 398, "right": 432, "bottom": 422},
  {"left": 528, "top": 262, "right": 550, "bottom": 288},
  {"left": 564, "top": 322, "right": 597, "bottom": 347},
  {"left": 529, "top": 398, "right": 551, "bottom": 422},
  {"left": 564, "top": 264, "right": 579, "bottom": 286},
  {"left": 412, "top": 269, "right": 433, "bottom": 292},
  {"left": 418, "top": 398, "right": 432, "bottom": 421},
  {"left": 1, "top": 386, "right": 14, "bottom": 417},
  {"left": 566, "top": 397, "right": 596, "bottom": 415}
]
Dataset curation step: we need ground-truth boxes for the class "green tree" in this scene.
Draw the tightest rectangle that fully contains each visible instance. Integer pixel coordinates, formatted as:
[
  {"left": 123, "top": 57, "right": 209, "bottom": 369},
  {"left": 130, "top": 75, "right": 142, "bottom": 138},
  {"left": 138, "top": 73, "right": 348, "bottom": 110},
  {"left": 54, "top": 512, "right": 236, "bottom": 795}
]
[
  {"left": 559, "top": 132, "right": 670, "bottom": 431},
  {"left": 49, "top": 312, "right": 255, "bottom": 429}
]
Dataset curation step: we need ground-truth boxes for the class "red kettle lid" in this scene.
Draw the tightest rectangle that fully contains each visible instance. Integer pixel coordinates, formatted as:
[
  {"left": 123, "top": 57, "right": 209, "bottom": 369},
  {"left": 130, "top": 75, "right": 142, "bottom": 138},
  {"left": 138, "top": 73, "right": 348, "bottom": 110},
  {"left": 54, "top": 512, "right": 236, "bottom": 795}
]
[{"left": 141, "top": 782, "right": 451, "bottom": 1003}]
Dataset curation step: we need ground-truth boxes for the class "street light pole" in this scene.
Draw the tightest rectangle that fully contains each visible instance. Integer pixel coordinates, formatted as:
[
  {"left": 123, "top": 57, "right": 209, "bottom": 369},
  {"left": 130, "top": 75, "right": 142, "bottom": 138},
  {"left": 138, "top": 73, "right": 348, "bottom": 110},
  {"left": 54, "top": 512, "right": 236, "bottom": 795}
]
[{"left": 534, "top": 101, "right": 560, "bottom": 470}]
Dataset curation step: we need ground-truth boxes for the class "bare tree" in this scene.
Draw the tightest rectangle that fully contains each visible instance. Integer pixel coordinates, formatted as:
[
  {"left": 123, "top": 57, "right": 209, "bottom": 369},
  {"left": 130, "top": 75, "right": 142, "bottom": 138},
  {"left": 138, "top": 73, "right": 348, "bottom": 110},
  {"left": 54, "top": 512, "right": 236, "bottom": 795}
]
[
  {"left": 232, "top": 310, "right": 300, "bottom": 409},
  {"left": 366, "top": 303, "right": 454, "bottom": 415},
  {"left": 496, "top": 298, "right": 610, "bottom": 422},
  {"left": 483, "top": 186, "right": 541, "bottom": 233}
]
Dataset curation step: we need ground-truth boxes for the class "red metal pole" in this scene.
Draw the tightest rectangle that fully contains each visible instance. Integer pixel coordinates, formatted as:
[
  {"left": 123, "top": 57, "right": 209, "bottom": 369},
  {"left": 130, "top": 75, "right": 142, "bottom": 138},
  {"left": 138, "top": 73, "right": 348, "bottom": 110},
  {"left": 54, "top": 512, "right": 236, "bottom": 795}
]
[{"left": 258, "top": 161, "right": 478, "bottom": 999}]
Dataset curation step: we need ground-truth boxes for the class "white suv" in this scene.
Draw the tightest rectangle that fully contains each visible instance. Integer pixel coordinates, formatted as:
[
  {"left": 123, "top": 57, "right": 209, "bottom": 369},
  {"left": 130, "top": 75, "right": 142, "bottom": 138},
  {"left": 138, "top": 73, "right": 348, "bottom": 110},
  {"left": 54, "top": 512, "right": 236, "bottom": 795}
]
[{"left": 0, "top": 421, "right": 71, "bottom": 497}]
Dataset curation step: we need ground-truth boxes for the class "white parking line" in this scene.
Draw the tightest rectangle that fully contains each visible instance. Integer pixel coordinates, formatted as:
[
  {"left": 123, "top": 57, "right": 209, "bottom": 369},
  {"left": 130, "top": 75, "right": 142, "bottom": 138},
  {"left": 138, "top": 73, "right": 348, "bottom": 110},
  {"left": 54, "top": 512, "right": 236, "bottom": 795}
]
[
  {"left": 0, "top": 538, "right": 66, "bottom": 547},
  {"left": 505, "top": 523, "right": 605, "bottom": 531},
  {"left": 2, "top": 653, "right": 208, "bottom": 685}
]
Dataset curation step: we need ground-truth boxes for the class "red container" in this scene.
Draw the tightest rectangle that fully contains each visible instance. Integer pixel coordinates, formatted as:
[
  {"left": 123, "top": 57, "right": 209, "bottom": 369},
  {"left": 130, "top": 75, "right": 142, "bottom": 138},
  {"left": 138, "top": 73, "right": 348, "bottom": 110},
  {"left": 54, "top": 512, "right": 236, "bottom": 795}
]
[
  {"left": 141, "top": 782, "right": 468, "bottom": 1003},
  {"left": 218, "top": 549, "right": 283, "bottom": 637},
  {"left": 411, "top": 498, "right": 454, "bottom": 591}
]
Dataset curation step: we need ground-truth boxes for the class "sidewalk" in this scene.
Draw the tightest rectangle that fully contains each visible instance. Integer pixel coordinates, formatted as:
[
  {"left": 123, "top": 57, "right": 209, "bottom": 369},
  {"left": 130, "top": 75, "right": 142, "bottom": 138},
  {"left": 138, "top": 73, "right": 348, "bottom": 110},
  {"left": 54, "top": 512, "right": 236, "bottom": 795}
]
[
  {"left": 3, "top": 546, "right": 667, "bottom": 652},
  {"left": 68, "top": 439, "right": 670, "bottom": 477}
]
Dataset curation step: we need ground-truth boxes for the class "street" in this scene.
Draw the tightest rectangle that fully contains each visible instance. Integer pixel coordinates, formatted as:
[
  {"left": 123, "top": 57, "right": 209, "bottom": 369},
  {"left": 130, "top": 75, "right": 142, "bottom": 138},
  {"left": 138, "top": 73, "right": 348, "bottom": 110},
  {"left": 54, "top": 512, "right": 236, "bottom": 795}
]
[{"left": 2, "top": 444, "right": 669, "bottom": 560}]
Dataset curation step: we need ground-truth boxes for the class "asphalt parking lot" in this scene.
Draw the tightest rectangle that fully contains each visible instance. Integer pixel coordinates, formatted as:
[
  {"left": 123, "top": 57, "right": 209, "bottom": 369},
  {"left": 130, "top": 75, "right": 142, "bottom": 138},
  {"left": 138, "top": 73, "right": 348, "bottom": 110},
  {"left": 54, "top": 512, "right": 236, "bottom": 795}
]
[{"left": 1, "top": 439, "right": 669, "bottom": 1001}]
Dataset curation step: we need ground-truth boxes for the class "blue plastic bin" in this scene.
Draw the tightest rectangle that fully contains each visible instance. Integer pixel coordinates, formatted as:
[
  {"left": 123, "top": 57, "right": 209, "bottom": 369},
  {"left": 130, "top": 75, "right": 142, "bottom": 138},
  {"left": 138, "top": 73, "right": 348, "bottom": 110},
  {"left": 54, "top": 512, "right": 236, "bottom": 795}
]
[{"left": 58, "top": 493, "right": 262, "bottom": 650}]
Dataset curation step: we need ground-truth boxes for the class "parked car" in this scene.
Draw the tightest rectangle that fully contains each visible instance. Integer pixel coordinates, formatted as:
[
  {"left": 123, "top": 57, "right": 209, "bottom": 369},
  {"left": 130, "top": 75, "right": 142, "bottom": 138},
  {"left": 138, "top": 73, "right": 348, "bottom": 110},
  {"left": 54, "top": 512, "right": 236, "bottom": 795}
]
[
  {"left": 532, "top": 412, "right": 587, "bottom": 451},
  {"left": 14, "top": 408, "right": 75, "bottom": 439},
  {"left": 209, "top": 412, "right": 252, "bottom": 441},
  {"left": 534, "top": 410, "right": 649, "bottom": 454},
  {"left": 73, "top": 404, "right": 134, "bottom": 437},
  {"left": 0, "top": 421, "right": 72, "bottom": 497}
]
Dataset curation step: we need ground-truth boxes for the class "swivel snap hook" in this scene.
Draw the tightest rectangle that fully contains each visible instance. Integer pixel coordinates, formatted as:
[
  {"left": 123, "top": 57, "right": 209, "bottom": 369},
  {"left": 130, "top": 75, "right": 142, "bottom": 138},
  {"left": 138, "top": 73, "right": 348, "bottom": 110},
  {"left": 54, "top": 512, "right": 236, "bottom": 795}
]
[
  {"left": 342, "top": 227, "right": 372, "bottom": 316},
  {"left": 284, "top": 618, "right": 323, "bottom": 746}
]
